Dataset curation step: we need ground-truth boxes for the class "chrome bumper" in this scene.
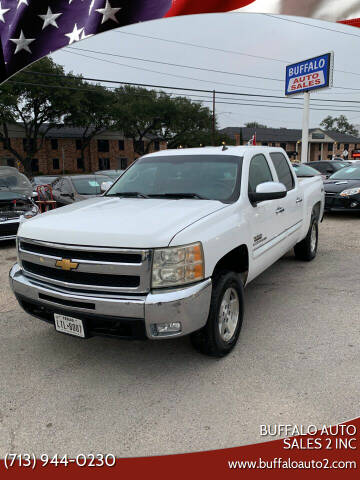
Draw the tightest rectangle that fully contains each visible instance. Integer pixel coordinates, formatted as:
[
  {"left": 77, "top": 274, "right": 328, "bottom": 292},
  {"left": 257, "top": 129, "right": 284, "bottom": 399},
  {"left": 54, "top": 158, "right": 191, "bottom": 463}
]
[
  {"left": 0, "top": 218, "right": 19, "bottom": 241},
  {"left": 9, "top": 264, "right": 212, "bottom": 339}
]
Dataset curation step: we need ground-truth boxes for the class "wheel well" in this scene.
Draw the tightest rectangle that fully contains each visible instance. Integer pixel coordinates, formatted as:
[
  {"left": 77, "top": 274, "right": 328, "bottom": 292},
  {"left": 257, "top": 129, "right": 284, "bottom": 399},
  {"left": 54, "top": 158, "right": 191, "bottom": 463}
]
[
  {"left": 213, "top": 245, "right": 249, "bottom": 284},
  {"left": 312, "top": 202, "right": 321, "bottom": 221}
]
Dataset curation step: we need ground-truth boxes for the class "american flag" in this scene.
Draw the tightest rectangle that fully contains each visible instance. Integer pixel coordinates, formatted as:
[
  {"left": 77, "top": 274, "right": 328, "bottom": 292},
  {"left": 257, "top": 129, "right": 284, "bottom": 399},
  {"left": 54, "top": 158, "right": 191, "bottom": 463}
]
[
  {"left": 1, "top": 0, "right": 360, "bottom": 84},
  {"left": 0, "top": 0, "right": 250, "bottom": 83}
]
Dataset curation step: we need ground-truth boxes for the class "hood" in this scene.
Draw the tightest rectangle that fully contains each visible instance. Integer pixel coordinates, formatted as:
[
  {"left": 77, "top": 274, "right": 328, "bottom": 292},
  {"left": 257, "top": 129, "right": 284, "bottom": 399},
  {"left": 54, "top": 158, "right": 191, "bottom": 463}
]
[
  {"left": 0, "top": 167, "right": 32, "bottom": 198},
  {"left": 324, "top": 179, "right": 360, "bottom": 193},
  {"left": 18, "top": 196, "right": 228, "bottom": 248},
  {"left": 0, "top": 191, "right": 28, "bottom": 202}
]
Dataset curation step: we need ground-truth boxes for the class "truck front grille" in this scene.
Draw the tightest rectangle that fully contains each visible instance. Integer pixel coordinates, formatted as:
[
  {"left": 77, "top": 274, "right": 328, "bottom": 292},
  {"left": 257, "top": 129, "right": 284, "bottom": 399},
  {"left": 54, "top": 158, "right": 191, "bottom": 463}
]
[{"left": 19, "top": 238, "right": 152, "bottom": 294}]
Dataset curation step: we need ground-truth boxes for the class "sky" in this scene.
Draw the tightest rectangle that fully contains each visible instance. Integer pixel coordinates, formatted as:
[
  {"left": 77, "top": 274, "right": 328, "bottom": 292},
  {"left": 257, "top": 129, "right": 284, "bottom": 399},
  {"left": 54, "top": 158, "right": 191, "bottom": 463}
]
[{"left": 50, "top": 12, "right": 360, "bottom": 132}]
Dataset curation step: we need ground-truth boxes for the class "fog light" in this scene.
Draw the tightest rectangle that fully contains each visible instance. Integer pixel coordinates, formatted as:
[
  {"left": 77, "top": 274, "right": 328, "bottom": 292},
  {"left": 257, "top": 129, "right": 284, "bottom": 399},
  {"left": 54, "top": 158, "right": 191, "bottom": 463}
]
[
  {"left": 350, "top": 202, "right": 358, "bottom": 208},
  {"left": 153, "top": 322, "right": 182, "bottom": 336}
]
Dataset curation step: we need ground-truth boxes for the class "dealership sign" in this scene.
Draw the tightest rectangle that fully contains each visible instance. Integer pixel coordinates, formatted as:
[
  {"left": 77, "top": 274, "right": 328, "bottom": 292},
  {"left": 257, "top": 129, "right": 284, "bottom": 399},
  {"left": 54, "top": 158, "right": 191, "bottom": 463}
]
[{"left": 285, "top": 53, "right": 334, "bottom": 96}]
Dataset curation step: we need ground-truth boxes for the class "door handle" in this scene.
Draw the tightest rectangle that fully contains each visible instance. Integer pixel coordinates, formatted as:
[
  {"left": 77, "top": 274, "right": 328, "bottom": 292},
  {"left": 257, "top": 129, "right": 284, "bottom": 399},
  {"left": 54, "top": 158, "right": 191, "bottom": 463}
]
[
  {"left": 275, "top": 207, "right": 285, "bottom": 214},
  {"left": 296, "top": 197, "right": 303, "bottom": 204}
]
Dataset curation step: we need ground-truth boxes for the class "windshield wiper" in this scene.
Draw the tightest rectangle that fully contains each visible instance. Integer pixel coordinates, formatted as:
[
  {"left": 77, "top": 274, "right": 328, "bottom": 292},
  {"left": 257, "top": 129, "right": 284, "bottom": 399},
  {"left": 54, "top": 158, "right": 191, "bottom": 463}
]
[
  {"left": 107, "top": 192, "right": 150, "bottom": 199},
  {"left": 149, "top": 193, "right": 208, "bottom": 200}
]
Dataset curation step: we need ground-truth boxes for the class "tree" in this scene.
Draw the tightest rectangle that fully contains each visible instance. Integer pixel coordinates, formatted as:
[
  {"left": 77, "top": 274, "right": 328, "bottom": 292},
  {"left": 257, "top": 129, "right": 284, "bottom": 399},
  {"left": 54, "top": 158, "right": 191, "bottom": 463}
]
[
  {"left": 0, "top": 58, "right": 80, "bottom": 177},
  {"left": 111, "top": 86, "right": 214, "bottom": 154},
  {"left": 65, "top": 82, "right": 115, "bottom": 172},
  {"left": 245, "top": 122, "right": 268, "bottom": 129},
  {"left": 320, "top": 115, "right": 359, "bottom": 136}
]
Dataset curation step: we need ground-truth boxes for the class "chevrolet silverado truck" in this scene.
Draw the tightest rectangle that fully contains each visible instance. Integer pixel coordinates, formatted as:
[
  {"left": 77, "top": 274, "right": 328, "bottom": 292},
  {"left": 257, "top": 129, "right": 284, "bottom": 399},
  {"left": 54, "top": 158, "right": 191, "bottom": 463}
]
[{"left": 9, "top": 147, "right": 324, "bottom": 357}]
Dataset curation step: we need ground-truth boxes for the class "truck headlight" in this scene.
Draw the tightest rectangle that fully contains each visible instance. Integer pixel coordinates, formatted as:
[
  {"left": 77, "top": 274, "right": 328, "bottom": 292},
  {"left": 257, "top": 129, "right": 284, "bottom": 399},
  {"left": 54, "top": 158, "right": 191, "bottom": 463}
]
[
  {"left": 152, "top": 242, "right": 204, "bottom": 288},
  {"left": 340, "top": 187, "right": 360, "bottom": 197}
]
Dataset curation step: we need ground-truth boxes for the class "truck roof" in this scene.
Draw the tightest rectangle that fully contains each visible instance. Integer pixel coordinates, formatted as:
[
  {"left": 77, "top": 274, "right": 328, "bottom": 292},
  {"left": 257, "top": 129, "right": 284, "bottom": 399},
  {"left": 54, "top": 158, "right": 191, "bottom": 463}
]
[{"left": 142, "top": 146, "right": 286, "bottom": 158}]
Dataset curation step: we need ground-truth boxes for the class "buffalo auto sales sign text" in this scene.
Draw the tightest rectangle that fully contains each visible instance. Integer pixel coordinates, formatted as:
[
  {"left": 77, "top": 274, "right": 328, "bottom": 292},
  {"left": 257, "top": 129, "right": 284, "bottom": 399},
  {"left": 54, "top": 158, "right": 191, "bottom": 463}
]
[{"left": 285, "top": 53, "right": 333, "bottom": 96}]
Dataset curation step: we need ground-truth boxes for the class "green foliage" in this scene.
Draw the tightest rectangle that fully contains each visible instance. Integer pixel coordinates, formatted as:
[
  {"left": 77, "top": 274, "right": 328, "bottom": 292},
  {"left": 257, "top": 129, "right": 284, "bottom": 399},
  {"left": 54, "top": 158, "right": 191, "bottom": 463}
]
[
  {"left": 245, "top": 122, "right": 268, "bottom": 129},
  {"left": 320, "top": 115, "right": 359, "bottom": 136},
  {"left": 111, "top": 86, "right": 214, "bottom": 154}
]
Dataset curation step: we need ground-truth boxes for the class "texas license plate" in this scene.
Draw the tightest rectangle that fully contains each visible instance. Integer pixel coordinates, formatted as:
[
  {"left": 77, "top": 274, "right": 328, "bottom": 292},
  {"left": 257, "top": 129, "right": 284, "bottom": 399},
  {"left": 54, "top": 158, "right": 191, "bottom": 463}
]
[{"left": 54, "top": 314, "right": 85, "bottom": 338}]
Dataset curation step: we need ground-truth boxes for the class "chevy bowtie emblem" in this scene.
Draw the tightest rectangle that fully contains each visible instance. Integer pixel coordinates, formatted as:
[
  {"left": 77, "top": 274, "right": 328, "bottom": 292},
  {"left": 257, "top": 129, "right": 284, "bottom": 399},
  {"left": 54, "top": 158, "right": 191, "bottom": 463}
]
[{"left": 55, "top": 259, "right": 79, "bottom": 271}]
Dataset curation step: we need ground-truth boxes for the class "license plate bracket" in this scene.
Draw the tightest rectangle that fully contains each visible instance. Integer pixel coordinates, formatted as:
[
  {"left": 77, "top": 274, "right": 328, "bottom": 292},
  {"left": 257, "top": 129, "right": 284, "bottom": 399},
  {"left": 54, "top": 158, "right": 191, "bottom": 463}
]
[{"left": 54, "top": 313, "right": 86, "bottom": 338}]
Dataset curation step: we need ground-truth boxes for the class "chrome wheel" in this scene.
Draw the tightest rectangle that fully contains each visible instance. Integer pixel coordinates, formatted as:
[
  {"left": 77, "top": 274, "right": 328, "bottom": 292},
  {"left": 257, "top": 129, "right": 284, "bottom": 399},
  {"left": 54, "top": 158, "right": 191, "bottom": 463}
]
[
  {"left": 310, "top": 222, "right": 317, "bottom": 252},
  {"left": 218, "top": 287, "right": 240, "bottom": 342}
]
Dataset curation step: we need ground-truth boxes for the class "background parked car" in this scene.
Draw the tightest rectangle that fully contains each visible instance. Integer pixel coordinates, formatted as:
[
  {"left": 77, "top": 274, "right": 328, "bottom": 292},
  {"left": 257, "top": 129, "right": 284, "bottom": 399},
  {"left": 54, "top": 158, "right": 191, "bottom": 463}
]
[
  {"left": 0, "top": 167, "right": 39, "bottom": 241},
  {"left": 324, "top": 165, "right": 360, "bottom": 212},
  {"left": 51, "top": 175, "right": 111, "bottom": 206},
  {"left": 305, "top": 160, "right": 349, "bottom": 179},
  {"left": 94, "top": 170, "right": 125, "bottom": 181},
  {"left": 31, "top": 176, "right": 59, "bottom": 188},
  {"left": 291, "top": 163, "right": 322, "bottom": 178}
]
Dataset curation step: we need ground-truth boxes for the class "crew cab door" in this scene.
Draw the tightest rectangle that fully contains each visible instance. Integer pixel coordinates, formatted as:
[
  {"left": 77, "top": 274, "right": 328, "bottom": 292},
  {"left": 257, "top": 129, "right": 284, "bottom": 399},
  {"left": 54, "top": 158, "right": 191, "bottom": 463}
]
[
  {"left": 269, "top": 152, "right": 303, "bottom": 246},
  {"left": 247, "top": 154, "right": 285, "bottom": 272}
]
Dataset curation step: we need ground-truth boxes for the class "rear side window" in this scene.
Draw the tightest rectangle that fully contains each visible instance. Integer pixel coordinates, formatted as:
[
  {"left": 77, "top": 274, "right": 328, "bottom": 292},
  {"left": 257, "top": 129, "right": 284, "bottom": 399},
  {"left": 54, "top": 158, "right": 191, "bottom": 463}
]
[
  {"left": 270, "top": 152, "right": 295, "bottom": 191},
  {"left": 248, "top": 154, "right": 273, "bottom": 193},
  {"left": 309, "top": 162, "right": 327, "bottom": 174}
]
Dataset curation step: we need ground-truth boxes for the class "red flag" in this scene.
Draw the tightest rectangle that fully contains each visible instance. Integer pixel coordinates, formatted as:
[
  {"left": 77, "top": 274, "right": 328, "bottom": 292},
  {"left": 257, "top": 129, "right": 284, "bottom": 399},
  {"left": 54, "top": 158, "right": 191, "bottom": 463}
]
[
  {"left": 165, "top": 0, "right": 254, "bottom": 17},
  {"left": 252, "top": 132, "right": 257, "bottom": 145}
]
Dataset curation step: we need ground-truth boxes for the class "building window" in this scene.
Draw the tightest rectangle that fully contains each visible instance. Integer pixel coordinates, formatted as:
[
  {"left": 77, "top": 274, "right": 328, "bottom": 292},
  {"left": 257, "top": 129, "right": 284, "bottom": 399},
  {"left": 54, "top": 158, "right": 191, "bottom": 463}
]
[
  {"left": 272, "top": 143, "right": 276, "bottom": 147},
  {"left": 344, "top": 144, "right": 349, "bottom": 150},
  {"left": 98, "top": 158, "right": 110, "bottom": 170},
  {"left": 51, "top": 139, "right": 58, "bottom": 150},
  {"left": 77, "top": 158, "right": 84, "bottom": 170},
  {"left": 120, "top": 158, "right": 128, "bottom": 170},
  {"left": 280, "top": 143, "right": 287, "bottom": 151},
  {"left": 31, "top": 158, "right": 39, "bottom": 173},
  {"left": 134, "top": 140, "right": 145, "bottom": 153},
  {"left": 328, "top": 143, "right": 333, "bottom": 152},
  {"left": 261, "top": 142, "right": 268, "bottom": 146},
  {"left": 76, "top": 139, "right": 82, "bottom": 150},
  {"left": 154, "top": 140, "right": 160, "bottom": 151},
  {"left": 52, "top": 158, "right": 60, "bottom": 170},
  {"left": 98, "top": 139, "right": 109, "bottom": 152},
  {"left": 118, "top": 140, "right": 125, "bottom": 150},
  {"left": 23, "top": 138, "right": 36, "bottom": 151}
]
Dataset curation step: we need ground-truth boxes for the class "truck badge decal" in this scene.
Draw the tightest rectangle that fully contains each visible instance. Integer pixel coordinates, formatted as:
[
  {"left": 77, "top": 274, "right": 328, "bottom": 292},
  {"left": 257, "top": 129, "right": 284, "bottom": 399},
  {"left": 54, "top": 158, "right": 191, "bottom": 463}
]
[{"left": 55, "top": 259, "right": 79, "bottom": 271}]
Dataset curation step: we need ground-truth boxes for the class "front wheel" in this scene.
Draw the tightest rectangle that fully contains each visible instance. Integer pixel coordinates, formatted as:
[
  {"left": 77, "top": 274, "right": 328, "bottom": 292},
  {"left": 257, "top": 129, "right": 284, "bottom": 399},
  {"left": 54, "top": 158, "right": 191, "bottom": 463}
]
[
  {"left": 191, "top": 270, "right": 244, "bottom": 357},
  {"left": 294, "top": 216, "right": 318, "bottom": 261}
]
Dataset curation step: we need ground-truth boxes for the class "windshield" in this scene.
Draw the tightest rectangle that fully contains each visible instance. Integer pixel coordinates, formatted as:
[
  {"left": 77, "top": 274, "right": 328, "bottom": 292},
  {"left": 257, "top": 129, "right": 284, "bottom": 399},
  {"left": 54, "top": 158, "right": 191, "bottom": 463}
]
[
  {"left": 0, "top": 167, "right": 32, "bottom": 197},
  {"left": 329, "top": 166, "right": 360, "bottom": 180},
  {"left": 72, "top": 176, "right": 110, "bottom": 195},
  {"left": 293, "top": 164, "right": 320, "bottom": 177},
  {"left": 106, "top": 155, "right": 243, "bottom": 203},
  {"left": 33, "top": 176, "right": 58, "bottom": 185}
]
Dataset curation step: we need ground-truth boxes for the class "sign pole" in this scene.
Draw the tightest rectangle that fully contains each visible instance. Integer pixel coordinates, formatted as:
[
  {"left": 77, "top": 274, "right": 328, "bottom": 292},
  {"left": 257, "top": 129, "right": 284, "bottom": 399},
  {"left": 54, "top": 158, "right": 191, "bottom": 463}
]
[{"left": 301, "top": 92, "right": 310, "bottom": 164}]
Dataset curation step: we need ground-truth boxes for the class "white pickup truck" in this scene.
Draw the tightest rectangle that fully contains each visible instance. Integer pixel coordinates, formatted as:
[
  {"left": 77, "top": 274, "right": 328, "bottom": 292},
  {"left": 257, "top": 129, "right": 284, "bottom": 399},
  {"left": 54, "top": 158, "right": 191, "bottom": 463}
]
[{"left": 10, "top": 147, "right": 324, "bottom": 357}]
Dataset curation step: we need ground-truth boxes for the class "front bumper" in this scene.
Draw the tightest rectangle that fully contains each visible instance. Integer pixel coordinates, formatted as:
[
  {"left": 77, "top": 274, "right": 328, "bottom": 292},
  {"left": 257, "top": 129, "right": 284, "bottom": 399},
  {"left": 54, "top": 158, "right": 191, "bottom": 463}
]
[
  {"left": 9, "top": 264, "right": 212, "bottom": 340},
  {"left": 325, "top": 194, "right": 360, "bottom": 212},
  {"left": 0, "top": 219, "right": 19, "bottom": 241}
]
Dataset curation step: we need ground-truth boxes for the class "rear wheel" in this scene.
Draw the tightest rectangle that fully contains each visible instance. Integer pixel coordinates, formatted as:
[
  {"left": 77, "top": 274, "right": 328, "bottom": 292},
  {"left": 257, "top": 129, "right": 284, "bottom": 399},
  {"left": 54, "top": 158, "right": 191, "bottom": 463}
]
[
  {"left": 191, "top": 270, "right": 244, "bottom": 357},
  {"left": 294, "top": 216, "right": 318, "bottom": 261}
]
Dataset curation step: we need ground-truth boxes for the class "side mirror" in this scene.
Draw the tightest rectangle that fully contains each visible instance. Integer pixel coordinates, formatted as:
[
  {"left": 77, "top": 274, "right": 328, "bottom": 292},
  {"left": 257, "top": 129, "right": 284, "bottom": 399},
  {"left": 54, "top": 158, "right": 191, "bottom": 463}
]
[
  {"left": 249, "top": 182, "right": 287, "bottom": 203},
  {"left": 101, "top": 181, "right": 113, "bottom": 193}
]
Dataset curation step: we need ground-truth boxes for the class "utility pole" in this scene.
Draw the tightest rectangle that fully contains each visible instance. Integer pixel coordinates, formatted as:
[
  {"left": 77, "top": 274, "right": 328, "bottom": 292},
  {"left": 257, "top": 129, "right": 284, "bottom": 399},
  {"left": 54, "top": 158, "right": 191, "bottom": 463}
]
[
  {"left": 212, "top": 90, "right": 216, "bottom": 146},
  {"left": 301, "top": 92, "right": 310, "bottom": 164}
]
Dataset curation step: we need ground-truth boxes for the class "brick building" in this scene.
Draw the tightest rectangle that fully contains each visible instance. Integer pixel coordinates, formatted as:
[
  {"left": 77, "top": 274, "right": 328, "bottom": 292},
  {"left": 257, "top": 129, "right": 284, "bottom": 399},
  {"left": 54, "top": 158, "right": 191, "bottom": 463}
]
[
  {"left": 0, "top": 123, "right": 167, "bottom": 175},
  {"left": 221, "top": 127, "right": 360, "bottom": 161}
]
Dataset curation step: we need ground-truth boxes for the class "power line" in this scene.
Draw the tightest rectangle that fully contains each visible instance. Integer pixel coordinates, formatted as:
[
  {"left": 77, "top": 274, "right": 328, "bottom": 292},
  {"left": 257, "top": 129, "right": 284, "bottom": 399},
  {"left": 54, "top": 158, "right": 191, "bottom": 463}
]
[
  {"left": 8, "top": 80, "right": 360, "bottom": 114},
  {"left": 117, "top": 30, "right": 360, "bottom": 79},
  {"left": 65, "top": 46, "right": 360, "bottom": 93},
  {"left": 66, "top": 46, "right": 284, "bottom": 82},
  {"left": 22, "top": 69, "right": 360, "bottom": 105},
  {"left": 64, "top": 49, "right": 284, "bottom": 93},
  {"left": 264, "top": 14, "right": 360, "bottom": 39}
]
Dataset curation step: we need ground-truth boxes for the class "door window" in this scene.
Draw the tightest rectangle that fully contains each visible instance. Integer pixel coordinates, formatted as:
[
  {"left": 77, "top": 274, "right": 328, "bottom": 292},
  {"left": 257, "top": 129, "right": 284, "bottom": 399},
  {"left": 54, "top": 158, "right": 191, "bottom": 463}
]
[
  {"left": 248, "top": 154, "right": 273, "bottom": 194},
  {"left": 270, "top": 152, "right": 295, "bottom": 191}
]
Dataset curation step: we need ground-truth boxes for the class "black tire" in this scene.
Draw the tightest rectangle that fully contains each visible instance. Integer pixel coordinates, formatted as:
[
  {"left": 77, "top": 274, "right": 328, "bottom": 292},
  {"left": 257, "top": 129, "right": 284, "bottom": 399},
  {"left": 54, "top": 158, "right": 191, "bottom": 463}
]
[
  {"left": 294, "top": 215, "right": 318, "bottom": 261},
  {"left": 191, "top": 270, "right": 244, "bottom": 357}
]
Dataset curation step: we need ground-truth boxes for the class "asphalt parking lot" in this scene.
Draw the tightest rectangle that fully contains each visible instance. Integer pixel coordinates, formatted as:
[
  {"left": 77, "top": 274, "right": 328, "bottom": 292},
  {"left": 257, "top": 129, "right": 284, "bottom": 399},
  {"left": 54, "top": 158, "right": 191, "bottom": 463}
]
[{"left": 0, "top": 214, "right": 359, "bottom": 457}]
